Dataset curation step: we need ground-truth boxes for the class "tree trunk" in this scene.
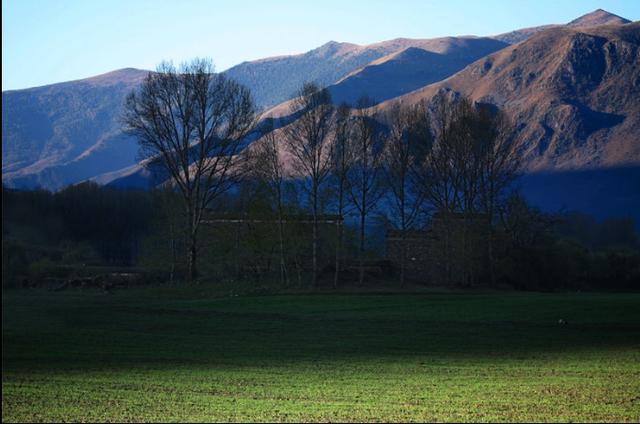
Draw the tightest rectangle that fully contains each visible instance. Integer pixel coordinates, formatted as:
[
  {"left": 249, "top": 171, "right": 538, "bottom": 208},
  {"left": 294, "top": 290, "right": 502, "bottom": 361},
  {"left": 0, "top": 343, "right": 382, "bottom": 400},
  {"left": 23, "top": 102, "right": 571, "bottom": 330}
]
[
  {"left": 168, "top": 213, "right": 176, "bottom": 284},
  {"left": 186, "top": 207, "right": 198, "bottom": 282},
  {"left": 487, "top": 228, "right": 495, "bottom": 286},
  {"left": 278, "top": 216, "right": 287, "bottom": 287},
  {"left": 462, "top": 215, "right": 467, "bottom": 287},
  {"left": 297, "top": 258, "right": 303, "bottom": 287},
  {"left": 444, "top": 215, "right": 452, "bottom": 285},
  {"left": 312, "top": 185, "right": 318, "bottom": 288},
  {"left": 487, "top": 206, "right": 496, "bottom": 288},
  {"left": 400, "top": 199, "right": 406, "bottom": 288},
  {"left": 170, "top": 238, "right": 176, "bottom": 284},
  {"left": 487, "top": 192, "right": 496, "bottom": 287},
  {"left": 334, "top": 189, "right": 344, "bottom": 289},
  {"left": 334, "top": 218, "right": 342, "bottom": 289},
  {"left": 400, "top": 230, "right": 406, "bottom": 288},
  {"left": 234, "top": 220, "right": 241, "bottom": 281},
  {"left": 187, "top": 237, "right": 197, "bottom": 282},
  {"left": 358, "top": 209, "right": 366, "bottom": 286},
  {"left": 312, "top": 217, "right": 318, "bottom": 287}
]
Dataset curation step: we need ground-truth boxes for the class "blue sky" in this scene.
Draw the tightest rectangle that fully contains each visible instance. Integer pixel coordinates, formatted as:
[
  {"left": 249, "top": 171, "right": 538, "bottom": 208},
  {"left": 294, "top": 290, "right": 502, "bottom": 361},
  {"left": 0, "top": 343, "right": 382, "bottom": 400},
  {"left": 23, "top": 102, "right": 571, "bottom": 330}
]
[{"left": 3, "top": 0, "right": 639, "bottom": 90}]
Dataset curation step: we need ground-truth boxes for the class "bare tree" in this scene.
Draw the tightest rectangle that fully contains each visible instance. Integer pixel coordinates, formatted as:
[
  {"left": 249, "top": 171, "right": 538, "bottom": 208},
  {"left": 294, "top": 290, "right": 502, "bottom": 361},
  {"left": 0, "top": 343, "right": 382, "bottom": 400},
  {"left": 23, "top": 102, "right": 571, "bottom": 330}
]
[
  {"left": 157, "top": 185, "right": 183, "bottom": 283},
  {"left": 446, "top": 99, "right": 518, "bottom": 286},
  {"left": 247, "top": 119, "right": 289, "bottom": 286},
  {"left": 420, "top": 94, "right": 461, "bottom": 213},
  {"left": 415, "top": 94, "right": 461, "bottom": 284},
  {"left": 382, "top": 101, "right": 432, "bottom": 287},
  {"left": 283, "top": 83, "right": 335, "bottom": 287},
  {"left": 449, "top": 98, "right": 482, "bottom": 286},
  {"left": 418, "top": 94, "right": 518, "bottom": 285},
  {"left": 123, "top": 58, "right": 256, "bottom": 282},
  {"left": 330, "top": 103, "right": 354, "bottom": 288},
  {"left": 500, "top": 193, "right": 557, "bottom": 249},
  {"left": 347, "top": 96, "right": 385, "bottom": 286},
  {"left": 475, "top": 106, "right": 520, "bottom": 286}
]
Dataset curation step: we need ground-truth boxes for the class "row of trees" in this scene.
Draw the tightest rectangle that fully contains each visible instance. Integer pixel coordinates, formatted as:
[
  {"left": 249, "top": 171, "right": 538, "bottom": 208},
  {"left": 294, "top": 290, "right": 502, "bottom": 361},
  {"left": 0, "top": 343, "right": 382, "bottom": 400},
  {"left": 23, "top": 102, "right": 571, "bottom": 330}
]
[
  {"left": 3, "top": 183, "right": 152, "bottom": 265},
  {"left": 6, "top": 182, "right": 638, "bottom": 290},
  {"left": 123, "top": 59, "right": 520, "bottom": 285}
]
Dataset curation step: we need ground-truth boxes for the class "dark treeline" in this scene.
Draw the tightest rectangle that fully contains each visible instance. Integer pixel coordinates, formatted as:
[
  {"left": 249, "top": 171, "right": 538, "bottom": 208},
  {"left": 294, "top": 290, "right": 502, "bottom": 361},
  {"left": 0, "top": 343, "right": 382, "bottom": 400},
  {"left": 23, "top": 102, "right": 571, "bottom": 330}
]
[
  {"left": 491, "top": 195, "right": 639, "bottom": 290},
  {"left": 3, "top": 184, "right": 153, "bottom": 284},
  {"left": 3, "top": 182, "right": 639, "bottom": 291}
]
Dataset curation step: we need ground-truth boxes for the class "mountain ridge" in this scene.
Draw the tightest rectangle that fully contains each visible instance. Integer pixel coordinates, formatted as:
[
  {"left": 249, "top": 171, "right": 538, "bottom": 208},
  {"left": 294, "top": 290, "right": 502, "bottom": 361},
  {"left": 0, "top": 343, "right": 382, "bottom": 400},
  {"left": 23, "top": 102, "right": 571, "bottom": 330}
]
[
  {"left": 492, "top": 8, "right": 631, "bottom": 45},
  {"left": 2, "top": 9, "right": 636, "bottom": 192}
]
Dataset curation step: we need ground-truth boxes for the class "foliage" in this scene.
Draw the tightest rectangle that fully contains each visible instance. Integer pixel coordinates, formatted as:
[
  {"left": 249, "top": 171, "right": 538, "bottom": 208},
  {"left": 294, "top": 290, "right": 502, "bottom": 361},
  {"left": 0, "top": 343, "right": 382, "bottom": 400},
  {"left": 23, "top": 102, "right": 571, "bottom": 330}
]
[{"left": 3, "top": 184, "right": 153, "bottom": 286}]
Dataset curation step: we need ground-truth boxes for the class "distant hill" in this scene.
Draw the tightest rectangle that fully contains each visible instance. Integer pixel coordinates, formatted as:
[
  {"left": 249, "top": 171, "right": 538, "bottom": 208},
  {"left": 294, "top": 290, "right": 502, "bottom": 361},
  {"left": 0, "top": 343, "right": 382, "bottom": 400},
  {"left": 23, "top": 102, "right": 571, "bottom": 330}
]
[
  {"left": 224, "top": 41, "right": 384, "bottom": 110},
  {"left": 520, "top": 166, "right": 640, "bottom": 228},
  {"left": 2, "top": 68, "right": 147, "bottom": 190}
]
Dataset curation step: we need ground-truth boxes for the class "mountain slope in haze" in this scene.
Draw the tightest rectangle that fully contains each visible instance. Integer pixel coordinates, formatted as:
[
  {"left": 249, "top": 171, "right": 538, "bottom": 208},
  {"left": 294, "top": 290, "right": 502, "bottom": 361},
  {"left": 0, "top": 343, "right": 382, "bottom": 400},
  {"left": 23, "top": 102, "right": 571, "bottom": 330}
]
[
  {"left": 386, "top": 21, "right": 640, "bottom": 171},
  {"left": 224, "top": 41, "right": 395, "bottom": 110},
  {"left": 2, "top": 68, "right": 148, "bottom": 190},
  {"left": 327, "top": 37, "right": 508, "bottom": 105},
  {"left": 225, "top": 36, "right": 509, "bottom": 110},
  {"left": 492, "top": 9, "right": 631, "bottom": 44}
]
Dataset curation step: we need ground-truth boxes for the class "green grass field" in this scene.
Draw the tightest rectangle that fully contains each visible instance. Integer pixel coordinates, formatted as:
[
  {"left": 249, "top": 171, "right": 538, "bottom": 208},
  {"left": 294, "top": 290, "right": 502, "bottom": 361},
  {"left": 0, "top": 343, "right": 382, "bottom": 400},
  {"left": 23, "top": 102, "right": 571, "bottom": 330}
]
[{"left": 3, "top": 287, "right": 640, "bottom": 422}]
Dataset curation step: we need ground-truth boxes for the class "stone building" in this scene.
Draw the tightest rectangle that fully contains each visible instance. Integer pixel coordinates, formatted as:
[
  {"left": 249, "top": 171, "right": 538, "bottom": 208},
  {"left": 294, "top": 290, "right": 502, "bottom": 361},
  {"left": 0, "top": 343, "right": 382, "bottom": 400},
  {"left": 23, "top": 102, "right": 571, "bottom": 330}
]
[{"left": 386, "top": 213, "right": 490, "bottom": 285}]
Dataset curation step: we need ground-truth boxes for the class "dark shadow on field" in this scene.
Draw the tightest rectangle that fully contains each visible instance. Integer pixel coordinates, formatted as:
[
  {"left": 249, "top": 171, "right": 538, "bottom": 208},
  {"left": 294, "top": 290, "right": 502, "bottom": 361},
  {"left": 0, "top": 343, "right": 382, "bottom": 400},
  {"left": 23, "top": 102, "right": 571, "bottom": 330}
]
[{"left": 3, "top": 291, "right": 640, "bottom": 371}]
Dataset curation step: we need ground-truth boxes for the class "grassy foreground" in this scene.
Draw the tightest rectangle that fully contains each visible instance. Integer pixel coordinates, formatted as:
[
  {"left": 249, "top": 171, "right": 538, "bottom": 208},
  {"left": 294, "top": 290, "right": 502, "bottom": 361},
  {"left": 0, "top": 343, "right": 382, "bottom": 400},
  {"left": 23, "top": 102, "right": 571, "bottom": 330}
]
[{"left": 2, "top": 287, "right": 640, "bottom": 422}]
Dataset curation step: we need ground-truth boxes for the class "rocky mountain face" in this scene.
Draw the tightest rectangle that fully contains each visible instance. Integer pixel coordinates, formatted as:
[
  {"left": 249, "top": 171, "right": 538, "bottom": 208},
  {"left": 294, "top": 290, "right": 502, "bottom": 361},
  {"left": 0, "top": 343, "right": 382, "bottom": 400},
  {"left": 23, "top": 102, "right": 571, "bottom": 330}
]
[
  {"left": 387, "top": 22, "right": 640, "bottom": 171},
  {"left": 373, "top": 20, "right": 640, "bottom": 223}
]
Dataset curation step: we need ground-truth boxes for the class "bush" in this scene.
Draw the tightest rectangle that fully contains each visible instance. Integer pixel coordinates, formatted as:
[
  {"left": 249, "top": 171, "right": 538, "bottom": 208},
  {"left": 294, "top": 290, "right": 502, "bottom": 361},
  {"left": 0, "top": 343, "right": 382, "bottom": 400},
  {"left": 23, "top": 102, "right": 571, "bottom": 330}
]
[{"left": 28, "top": 258, "right": 72, "bottom": 284}]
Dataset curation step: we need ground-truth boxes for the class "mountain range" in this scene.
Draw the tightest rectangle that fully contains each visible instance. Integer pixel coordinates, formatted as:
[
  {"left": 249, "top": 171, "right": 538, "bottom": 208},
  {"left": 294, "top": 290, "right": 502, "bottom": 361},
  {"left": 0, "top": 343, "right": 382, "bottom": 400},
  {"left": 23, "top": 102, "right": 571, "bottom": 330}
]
[{"left": 2, "top": 9, "right": 639, "bottom": 222}]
